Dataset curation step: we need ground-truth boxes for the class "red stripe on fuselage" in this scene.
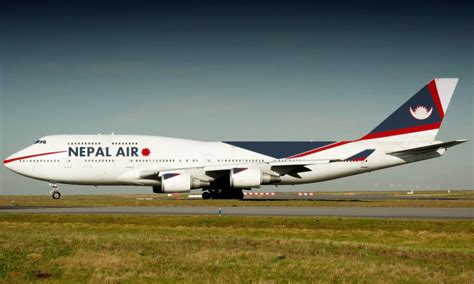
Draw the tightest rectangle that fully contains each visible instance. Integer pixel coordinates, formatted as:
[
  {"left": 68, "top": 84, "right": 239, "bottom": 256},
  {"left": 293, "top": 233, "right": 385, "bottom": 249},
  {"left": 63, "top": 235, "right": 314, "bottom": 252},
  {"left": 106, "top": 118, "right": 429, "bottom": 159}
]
[
  {"left": 289, "top": 123, "right": 441, "bottom": 158},
  {"left": 3, "top": 151, "right": 66, "bottom": 164},
  {"left": 360, "top": 122, "right": 441, "bottom": 140},
  {"left": 428, "top": 80, "right": 444, "bottom": 118}
]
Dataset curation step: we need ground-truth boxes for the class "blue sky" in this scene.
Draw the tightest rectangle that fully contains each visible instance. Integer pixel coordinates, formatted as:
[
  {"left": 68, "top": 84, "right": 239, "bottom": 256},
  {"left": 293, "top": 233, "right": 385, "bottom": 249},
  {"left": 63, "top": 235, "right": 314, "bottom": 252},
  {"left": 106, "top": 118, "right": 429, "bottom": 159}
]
[{"left": 0, "top": 0, "right": 472, "bottom": 195}]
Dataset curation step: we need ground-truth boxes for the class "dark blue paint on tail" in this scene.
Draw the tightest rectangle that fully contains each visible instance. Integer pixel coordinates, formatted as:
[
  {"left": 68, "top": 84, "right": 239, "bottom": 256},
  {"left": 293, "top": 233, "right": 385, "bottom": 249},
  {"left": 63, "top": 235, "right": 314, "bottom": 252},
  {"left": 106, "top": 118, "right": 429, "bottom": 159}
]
[
  {"left": 367, "top": 83, "right": 441, "bottom": 136},
  {"left": 223, "top": 141, "right": 335, "bottom": 159},
  {"left": 344, "top": 149, "right": 375, "bottom": 161}
]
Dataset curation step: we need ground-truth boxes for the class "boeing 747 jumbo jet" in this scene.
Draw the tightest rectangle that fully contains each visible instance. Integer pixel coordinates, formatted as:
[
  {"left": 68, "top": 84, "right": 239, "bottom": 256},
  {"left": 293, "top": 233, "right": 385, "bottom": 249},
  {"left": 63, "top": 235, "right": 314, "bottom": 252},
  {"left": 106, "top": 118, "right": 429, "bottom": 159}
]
[{"left": 3, "top": 79, "right": 469, "bottom": 199}]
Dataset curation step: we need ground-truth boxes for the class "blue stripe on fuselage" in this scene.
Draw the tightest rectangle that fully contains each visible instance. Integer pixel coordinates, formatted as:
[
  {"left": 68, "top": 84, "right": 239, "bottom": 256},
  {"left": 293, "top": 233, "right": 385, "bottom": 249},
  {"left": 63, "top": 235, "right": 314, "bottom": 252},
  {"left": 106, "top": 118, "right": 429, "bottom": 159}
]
[
  {"left": 223, "top": 141, "right": 335, "bottom": 159},
  {"left": 344, "top": 149, "right": 375, "bottom": 161}
]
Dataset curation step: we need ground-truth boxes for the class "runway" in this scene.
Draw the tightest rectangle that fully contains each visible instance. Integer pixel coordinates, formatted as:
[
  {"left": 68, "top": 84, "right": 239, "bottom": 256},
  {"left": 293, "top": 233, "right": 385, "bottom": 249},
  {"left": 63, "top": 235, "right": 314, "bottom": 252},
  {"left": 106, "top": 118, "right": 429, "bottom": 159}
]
[
  {"left": 242, "top": 193, "right": 467, "bottom": 201},
  {"left": 1, "top": 206, "right": 472, "bottom": 219}
]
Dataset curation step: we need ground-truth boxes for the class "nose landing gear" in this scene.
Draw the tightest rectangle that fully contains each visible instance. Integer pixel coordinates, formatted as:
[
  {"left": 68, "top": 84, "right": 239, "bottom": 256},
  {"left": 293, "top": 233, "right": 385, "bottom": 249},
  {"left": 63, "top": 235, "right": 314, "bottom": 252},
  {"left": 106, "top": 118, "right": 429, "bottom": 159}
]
[{"left": 49, "top": 183, "right": 61, "bottom": 200}]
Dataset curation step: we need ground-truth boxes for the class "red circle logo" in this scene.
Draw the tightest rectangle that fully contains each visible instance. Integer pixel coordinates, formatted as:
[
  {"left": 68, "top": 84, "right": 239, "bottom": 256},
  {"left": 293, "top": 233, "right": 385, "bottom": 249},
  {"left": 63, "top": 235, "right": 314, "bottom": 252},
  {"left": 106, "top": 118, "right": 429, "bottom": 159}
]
[{"left": 141, "top": 148, "right": 151, "bottom": 156}]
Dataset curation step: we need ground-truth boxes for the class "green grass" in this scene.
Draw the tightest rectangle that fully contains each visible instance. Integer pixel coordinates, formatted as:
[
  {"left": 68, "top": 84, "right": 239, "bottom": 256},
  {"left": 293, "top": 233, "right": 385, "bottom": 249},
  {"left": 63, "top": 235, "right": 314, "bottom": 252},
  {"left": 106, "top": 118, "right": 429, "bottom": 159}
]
[
  {"left": 1, "top": 192, "right": 474, "bottom": 208},
  {"left": 0, "top": 214, "right": 473, "bottom": 283}
]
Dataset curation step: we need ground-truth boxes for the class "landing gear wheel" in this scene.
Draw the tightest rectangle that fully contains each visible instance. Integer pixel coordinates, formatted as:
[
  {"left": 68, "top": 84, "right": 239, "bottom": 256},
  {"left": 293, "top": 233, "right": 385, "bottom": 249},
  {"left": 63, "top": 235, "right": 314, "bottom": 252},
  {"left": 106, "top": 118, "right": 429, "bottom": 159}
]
[
  {"left": 210, "top": 191, "right": 220, "bottom": 199},
  {"left": 202, "top": 191, "right": 211, "bottom": 200},
  {"left": 51, "top": 191, "right": 61, "bottom": 200},
  {"left": 233, "top": 190, "right": 244, "bottom": 200}
]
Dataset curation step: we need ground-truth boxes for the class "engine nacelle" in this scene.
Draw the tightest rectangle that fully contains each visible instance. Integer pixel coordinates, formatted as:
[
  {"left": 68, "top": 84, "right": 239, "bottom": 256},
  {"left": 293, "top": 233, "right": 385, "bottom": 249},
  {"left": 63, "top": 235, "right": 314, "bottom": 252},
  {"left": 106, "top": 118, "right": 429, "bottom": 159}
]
[
  {"left": 154, "top": 173, "right": 210, "bottom": 193},
  {"left": 229, "top": 168, "right": 280, "bottom": 188},
  {"left": 161, "top": 174, "right": 191, "bottom": 192}
]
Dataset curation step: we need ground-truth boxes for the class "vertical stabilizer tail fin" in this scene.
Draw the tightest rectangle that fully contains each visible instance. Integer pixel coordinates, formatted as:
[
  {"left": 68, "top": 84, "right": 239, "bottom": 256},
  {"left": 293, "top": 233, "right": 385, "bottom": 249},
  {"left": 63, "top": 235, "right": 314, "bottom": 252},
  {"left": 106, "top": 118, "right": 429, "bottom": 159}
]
[{"left": 361, "top": 78, "right": 458, "bottom": 141}]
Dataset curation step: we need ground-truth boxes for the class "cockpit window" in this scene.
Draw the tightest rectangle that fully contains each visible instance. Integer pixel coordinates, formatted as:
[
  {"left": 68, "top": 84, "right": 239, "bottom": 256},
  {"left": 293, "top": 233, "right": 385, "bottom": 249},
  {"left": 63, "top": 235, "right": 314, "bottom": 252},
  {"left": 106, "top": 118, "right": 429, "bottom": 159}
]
[{"left": 34, "top": 140, "right": 47, "bottom": 144}]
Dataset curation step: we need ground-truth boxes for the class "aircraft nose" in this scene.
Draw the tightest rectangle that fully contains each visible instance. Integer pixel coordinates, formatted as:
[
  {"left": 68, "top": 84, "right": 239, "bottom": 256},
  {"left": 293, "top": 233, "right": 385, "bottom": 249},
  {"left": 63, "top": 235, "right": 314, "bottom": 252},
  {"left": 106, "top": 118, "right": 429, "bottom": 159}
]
[{"left": 4, "top": 154, "right": 18, "bottom": 171}]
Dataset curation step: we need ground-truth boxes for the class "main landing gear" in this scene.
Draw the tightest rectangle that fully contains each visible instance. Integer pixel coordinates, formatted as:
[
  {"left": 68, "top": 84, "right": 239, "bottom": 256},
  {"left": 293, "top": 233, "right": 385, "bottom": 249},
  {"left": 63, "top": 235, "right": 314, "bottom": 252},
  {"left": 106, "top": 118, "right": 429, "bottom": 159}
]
[
  {"left": 49, "top": 183, "right": 61, "bottom": 200},
  {"left": 202, "top": 189, "right": 245, "bottom": 200}
]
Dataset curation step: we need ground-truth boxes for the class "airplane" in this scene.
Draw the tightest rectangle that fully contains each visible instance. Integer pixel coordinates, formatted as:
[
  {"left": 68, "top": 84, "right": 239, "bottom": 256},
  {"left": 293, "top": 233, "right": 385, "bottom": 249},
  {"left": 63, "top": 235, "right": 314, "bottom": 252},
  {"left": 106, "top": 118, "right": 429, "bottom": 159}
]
[{"left": 3, "top": 78, "right": 468, "bottom": 200}]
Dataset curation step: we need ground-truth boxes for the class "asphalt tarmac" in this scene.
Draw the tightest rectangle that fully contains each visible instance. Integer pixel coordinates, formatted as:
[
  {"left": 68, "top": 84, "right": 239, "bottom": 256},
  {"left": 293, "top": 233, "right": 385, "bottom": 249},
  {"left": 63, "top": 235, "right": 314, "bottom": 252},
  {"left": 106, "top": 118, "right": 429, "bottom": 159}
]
[{"left": 1, "top": 206, "right": 472, "bottom": 219}]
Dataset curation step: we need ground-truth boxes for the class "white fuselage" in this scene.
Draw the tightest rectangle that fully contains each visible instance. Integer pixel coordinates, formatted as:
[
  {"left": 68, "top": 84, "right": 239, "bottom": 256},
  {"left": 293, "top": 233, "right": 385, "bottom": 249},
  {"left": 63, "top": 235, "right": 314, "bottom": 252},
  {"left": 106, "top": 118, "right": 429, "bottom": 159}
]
[{"left": 4, "top": 134, "right": 441, "bottom": 189}]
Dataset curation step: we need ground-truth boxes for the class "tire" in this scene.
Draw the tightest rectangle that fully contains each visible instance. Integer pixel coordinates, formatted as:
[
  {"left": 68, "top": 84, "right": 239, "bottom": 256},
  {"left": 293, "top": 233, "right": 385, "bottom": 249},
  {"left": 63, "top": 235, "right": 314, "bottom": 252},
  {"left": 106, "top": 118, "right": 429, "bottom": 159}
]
[
  {"left": 233, "top": 191, "right": 244, "bottom": 200},
  {"left": 221, "top": 191, "right": 233, "bottom": 199},
  {"left": 51, "top": 191, "right": 61, "bottom": 200},
  {"left": 210, "top": 191, "right": 220, "bottom": 199},
  {"left": 202, "top": 191, "right": 211, "bottom": 200}
]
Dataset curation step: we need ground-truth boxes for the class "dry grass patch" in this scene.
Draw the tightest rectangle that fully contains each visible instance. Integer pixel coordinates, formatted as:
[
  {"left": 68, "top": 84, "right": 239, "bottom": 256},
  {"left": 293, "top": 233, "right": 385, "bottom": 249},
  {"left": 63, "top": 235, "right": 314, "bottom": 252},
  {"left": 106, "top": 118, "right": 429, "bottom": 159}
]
[
  {"left": 54, "top": 251, "right": 143, "bottom": 271},
  {"left": 54, "top": 250, "right": 144, "bottom": 282}
]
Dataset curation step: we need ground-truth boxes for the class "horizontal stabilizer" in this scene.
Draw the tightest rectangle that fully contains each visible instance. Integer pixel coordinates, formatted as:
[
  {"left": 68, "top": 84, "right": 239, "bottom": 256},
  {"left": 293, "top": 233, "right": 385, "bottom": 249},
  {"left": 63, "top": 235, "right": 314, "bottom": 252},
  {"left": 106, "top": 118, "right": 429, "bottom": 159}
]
[{"left": 387, "top": 139, "right": 469, "bottom": 157}]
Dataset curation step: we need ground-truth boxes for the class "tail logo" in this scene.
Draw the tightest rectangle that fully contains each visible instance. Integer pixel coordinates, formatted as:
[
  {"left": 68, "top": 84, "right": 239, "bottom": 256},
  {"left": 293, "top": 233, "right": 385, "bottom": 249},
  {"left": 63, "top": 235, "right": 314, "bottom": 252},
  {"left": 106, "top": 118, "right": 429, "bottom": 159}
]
[{"left": 409, "top": 106, "right": 433, "bottom": 120}]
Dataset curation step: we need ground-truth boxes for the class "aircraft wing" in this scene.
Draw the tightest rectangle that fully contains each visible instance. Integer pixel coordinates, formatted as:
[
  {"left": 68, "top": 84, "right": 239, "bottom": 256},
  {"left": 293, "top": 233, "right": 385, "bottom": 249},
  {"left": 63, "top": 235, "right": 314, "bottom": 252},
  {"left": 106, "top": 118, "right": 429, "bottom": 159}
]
[
  {"left": 268, "top": 159, "right": 334, "bottom": 177},
  {"left": 386, "top": 139, "right": 469, "bottom": 157},
  {"left": 138, "top": 159, "right": 335, "bottom": 180}
]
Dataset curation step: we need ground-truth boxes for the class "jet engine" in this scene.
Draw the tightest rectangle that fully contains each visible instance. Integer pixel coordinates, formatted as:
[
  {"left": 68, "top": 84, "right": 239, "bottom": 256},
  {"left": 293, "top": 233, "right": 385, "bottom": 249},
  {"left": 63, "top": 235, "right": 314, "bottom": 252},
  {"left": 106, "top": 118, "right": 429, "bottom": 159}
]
[
  {"left": 153, "top": 173, "right": 210, "bottom": 193},
  {"left": 229, "top": 168, "right": 280, "bottom": 188}
]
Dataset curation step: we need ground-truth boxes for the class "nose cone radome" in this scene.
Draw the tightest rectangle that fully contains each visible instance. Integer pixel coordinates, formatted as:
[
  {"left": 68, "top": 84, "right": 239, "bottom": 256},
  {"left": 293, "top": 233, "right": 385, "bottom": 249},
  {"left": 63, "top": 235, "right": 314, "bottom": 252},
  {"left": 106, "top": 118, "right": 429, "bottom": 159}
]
[
  {"left": 3, "top": 155, "right": 14, "bottom": 170},
  {"left": 4, "top": 152, "right": 21, "bottom": 172}
]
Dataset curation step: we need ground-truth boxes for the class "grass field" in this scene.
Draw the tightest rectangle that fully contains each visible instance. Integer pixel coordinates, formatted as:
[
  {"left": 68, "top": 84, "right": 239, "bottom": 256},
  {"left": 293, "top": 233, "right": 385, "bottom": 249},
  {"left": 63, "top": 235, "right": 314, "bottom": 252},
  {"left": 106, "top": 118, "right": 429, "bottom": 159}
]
[
  {"left": 1, "top": 190, "right": 473, "bottom": 208},
  {"left": 0, "top": 214, "right": 473, "bottom": 283}
]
